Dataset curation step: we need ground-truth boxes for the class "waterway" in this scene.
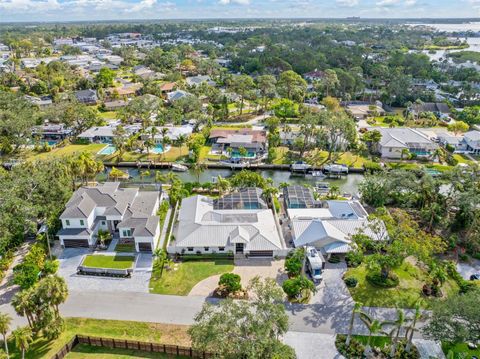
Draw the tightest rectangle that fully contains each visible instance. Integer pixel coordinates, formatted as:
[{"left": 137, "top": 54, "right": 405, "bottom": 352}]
[{"left": 97, "top": 167, "right": 365, "bottom": 195}]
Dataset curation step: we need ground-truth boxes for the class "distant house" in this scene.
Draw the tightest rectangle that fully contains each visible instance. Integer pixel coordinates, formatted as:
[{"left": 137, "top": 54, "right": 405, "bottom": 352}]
[
  {"left": 32, "top": 123, "right": 72, "bottom": 142},
  {"left": 186, "top": 75, "right": 215, "bottom": 87},
  {"left": 160, "top": 82, "right": 177, "bottom": 93},
  {"left": 78, "top": 123, "right": 140, "bottom": 143},
  {"left": 169, "top": 188, "right": 285, "bottom": 258},
  {"left": 103, "top": 100, "right": 127, "bottom": 111},
  {"left": 143, "top": 125, "right": 194, "bottom": 144},
  {"left": 75, "top": 89, "right": 98, "bottom": 105},
  {"left": 409, "top": 102, "right": 451, "bottom": 118},
  {"left": 166, "top": 90, "right": 191, "bottom": 102},
  {"left": 285, "top": 187, "right": 386, "bottom": 257},
  {"left": 342, "top": 101, "right": 385, "bottom": 120},
  {"left": 57, "top": 182, "right": 161, "bottom": 252},
  {"left": 457, "top": 130, "right": 480, "bottom": 155},
  {"left": 303, "top": 70, "right": 326, "bottom": 82},
  {"left": 24, "top": 95, "right": 53, "bottom": 108},
  {"left": 369, "top": 127, "right": 438, "bottom": 159},
  {"left": 209, "top": 128, "right": 267, "bottom": 156}
]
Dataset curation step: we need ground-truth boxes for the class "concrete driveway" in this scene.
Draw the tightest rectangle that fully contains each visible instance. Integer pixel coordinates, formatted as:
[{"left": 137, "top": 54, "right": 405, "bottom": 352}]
[
  {"left": 188, "top": 259, "right": 287, "bottom": 296},
  {"left": 58, "top": 248, "right": 153, "bottom": 293},
  {"left": 457, "top": 258, "right": 480, "bottom": 280},
  {"left": 310, "top": 262, "right": 353, "bottom": 306}
]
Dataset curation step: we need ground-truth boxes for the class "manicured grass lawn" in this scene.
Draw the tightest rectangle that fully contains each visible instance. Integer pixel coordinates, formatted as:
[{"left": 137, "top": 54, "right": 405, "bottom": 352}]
[
  {"left": 29, "top": 144, "right": 106, "bottom": 160},
  {"left": 66, "top": 344, "right": 188, "bottom": 358},
  {"left": 102, "top": 146, "right": 188, "bottom": 163},
  {"left": 345, "top": 261, "right": 459, "bottom": 308},
  {"left": 386, "top": 162, "right": 422, "bottom": 171},
  {"left": 98, "top": 111, "right": 118, "bottom": 120},
  {"left": 149, "top": 260, "right": 234, "bottom": 295},
  {"left": 82, "top": 255, "right": 135, "bottom": 269},
  {"left": 442, "top": 342, "right": 480, "bottom": 357},
  {"left": 114, "top": 243, "right": 136, "bottom": 253},
  {"left": 272, "top": 146, "right": 290, "bottom": 165},
  {"left": 453, "top": 154, "right": 475, "bottom": 165},
  {"left": 7, "top": 318, "right": 190, "bottom": 359},
  {"left": 306, "top": 150, "right": 368, "bottom": 168}
]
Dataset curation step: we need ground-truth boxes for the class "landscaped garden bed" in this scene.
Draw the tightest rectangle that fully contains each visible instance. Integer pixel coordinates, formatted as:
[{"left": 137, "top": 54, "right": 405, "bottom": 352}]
[{"left": 82, "top": 255, "right": 135, "bottom": 270}]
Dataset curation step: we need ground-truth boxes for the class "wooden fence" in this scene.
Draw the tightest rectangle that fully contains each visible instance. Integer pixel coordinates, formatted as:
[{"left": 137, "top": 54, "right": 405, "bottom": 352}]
[{"left": 51, "top": 335, "right": 212, "bottom": 359}]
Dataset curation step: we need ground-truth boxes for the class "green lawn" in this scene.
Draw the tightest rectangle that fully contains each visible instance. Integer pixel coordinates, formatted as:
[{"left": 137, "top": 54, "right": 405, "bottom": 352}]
[
  {"left": 7, "top": 318, "right": 190, "bottom": 359},
  {"left": 386, "top": 162, "right": 422, "bottom": 171},
  {"left": 82, "top": 255, "right": 135, "bottom": 269},
  {"left": 102, "top": 146, "right": 189, "bottom": 163},
  {"left": 98, "top": 111, "right": 118, "bottom": 120},
  {"left": 29, "top": 144, "right": 106, "bottom": 160},
  {"left": 442, "top": 342, "right": 480, "bottom": 357},
  {"left": 66, "top": 344, "right": 188, "bottom": 358},
  {"left": 345, "top": 261, "right": 459, "bottom": 308},
  {"left": 305, "top": 150, "right": 368, "bottom": 168},
  {"left": 272, "top": 146, "right": 290, "bottom": 165},
  {"left": 149, "top": 259, "right": 234, "bottom": 295}
]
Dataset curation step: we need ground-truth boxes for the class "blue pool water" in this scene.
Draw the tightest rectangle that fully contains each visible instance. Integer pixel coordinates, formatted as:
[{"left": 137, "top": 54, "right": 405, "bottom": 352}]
[
  {"left": 43, "top": 141, "right": 57, "bottom": 147},
  {"left": 230, "top": 150, "right": 256, "bottom": 159},
  {"left": 151, "top": 144, "right": 164, "bottom": 154},
  {"left": 98, "top": 145, "right": 116, "bottom": 155}
]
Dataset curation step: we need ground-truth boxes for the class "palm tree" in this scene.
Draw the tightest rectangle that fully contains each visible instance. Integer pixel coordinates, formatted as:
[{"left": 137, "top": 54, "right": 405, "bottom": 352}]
[
  {"left": 216, "top": 176, "right": 231, "bottom": 196},
  {"left": 37, "top": 275, "right": 68, "bottom": 317},
  {"left": 359, "top": 312, "right": 388, "bottom": 355},
  {"left": 191, "top": 161, "right": 207, "bottom": 183},
  {"left": 400, "top": 148, "right": 410, "bottom": 160},
  {"left": 389, "top": 308, "right": 406, "bottom": 357},
  {"left": 160, "top": 128, "right": 170, "bottom": 161},
  {"left": 176, "top": 134, "right": 188, "bottom": 157},
  {"left": 11, "top": 291, "right": 34, "bottom": 330},
  {"left": 405, "top": 303, "right": 422, "bottom": 352},
  {"left": 97, "top": 229, "right": 112, "bottom": 248},
  {"left": 0, "top": 313, "right": 11, "bottom": 358},
  {"left": 346, "top": 302, "right": 363, "bottom": 346},
  {"left": 12, "top": 327, "right": 32, "bottom": 359}
]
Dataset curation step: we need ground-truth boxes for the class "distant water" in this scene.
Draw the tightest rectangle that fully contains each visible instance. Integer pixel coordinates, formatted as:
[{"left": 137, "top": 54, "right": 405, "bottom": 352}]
[{"left": 419, "top": 23, "right": 480, "bottom": 33}]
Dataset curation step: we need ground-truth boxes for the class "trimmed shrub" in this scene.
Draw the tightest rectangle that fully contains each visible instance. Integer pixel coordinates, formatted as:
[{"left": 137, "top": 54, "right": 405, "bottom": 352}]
[
  {"left": 219, "top": 273, "right": 242, "bottom": 293},
  {"left": 366, "top": 271, "right": 399, "bottom": 288},
  {"left": 344, "top": 277, "right": 358, "bottom": 288},
  {"left": 345, "top": 251, "right": 363, "bottom": 267}
]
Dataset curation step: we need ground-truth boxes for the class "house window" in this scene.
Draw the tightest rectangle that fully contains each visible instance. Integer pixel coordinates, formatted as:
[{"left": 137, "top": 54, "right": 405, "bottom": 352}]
[
  {"left": 204, "top": 247, "right": 209, "bottom": 251},
  {"left": 102, "top": 221, "right": 106, "bottom": 225},
  {"left": 218, "top": 247, "right": 225, "bottom": 251},
  {"left": 122, "top": 229, "right": 132, "bottom": 237},
  {"left": 187, "top": 247, "right": 194, "bottom": 252},
  {"left": 80, "top": 220, "right": 84, "bottom": 226},
  {"left": 65, "top": 220, "right": 70, "bottom": 226}
]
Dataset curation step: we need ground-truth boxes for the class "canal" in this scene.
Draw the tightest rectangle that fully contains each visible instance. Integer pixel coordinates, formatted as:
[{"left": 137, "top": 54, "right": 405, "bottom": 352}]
[{"left": 97, "top": 167, "right": 365, "bottom": 195}]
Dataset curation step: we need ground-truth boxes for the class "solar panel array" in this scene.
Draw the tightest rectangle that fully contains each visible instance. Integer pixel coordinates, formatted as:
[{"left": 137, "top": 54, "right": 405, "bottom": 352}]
[
  {"left": 284, "top": 185, "right": 316, "bottom": 209},
  {"left": 214, "top": 188, "right": 267, "bottom": 210}
]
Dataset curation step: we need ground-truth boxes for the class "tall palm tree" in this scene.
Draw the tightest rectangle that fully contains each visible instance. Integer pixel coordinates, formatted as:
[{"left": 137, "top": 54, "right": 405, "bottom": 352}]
[
  {"left": 389, "top": 308, "right": 406, "bottom": 357},
  {"left": 346, "top": 302, "right": 363, "bottom": 346},
  {"left": 405, "top": 303, "right": 422, "bottom": 352},
  {"left": 11, "top": 291, "right": 34, "bottom": 330},
  {"left": 191, "top": 161, "right": 207, "bottom": 183},
  {"left": 0, "top": 313, "right": 11, "bottom": 358},
  {"left": 11, "top": 327, "right": 32, "bottom": 359},
  {"left": 160, "top": 128, "right": 170, "bottom": 161},
  {"left": 36, "top": 275, "right": 68, "bottom": 317},
  {"left": 359, "top": 312, "right": 388, "bottom": 354},
  {"left": 176, "top": 134, "right": 188, "bottom": 157}
]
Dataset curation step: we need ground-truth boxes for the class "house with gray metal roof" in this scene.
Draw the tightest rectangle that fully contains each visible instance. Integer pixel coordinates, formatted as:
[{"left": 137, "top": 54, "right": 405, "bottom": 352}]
[
  {"left": 57, "top": 182, "right": 161, "bottom": 252},
  {"left": 169, "top": 192, "right": 285, "bottom": 258},
  {"left": 457, "top": 130, "right": 480, "bottom": 155},
  {"left": 287, "top": 198, "right": 386, "bottom": 257}
]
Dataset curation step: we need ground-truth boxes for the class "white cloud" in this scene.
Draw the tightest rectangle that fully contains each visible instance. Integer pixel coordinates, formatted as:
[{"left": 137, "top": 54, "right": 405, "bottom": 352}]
[
  {"left": 336, "top": 0, "right": 359, "bottom": 6},
  {"left": 219, "top": 0, "right": 250, "bottom": 5},
  {"left": 376, "top": 0, "right": 416, "bottom": 6}
]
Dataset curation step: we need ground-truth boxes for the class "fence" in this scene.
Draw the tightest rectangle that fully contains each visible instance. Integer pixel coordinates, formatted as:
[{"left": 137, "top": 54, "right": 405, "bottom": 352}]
[{"left": 51, "top": 335, "right": 212, "bottom": 359}]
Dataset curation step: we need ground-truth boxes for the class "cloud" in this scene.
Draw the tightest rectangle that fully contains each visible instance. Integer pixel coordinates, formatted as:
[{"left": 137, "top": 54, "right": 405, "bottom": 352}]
[
  {"left": 376, "top": 0, "right": 416, "bottom": 6},
  {"left": 219, "top": 0, "right": 250, "bottom": 4},
  {"left": 336, "top": 0, "right": 359, "bottom": 6}
]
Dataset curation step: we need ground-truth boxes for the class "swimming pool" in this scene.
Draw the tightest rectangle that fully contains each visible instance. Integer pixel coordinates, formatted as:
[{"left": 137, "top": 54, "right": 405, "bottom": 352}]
[
  {"left": 151, "top": 144, "right": 164, "bottom": 154},
  {"left": 42, "top": 141, "right": 57, "bottom": 147},
  {"left": 98, "top": 145, "right": 116, "bottom": 155},
  {"left": 230, "top": 150, "right": 256, "bottom": 159}
]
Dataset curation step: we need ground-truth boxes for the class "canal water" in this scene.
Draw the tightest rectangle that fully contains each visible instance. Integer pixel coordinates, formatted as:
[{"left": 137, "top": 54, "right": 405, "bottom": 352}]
[{"left": 97, "top": 167, "right": 365, "bottom": 195}]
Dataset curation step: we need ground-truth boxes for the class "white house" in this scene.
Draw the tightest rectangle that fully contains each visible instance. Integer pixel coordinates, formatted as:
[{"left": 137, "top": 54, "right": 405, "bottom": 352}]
[
  {"left": 456, "top": 130, "right": 480, "bottom": 155},
  {"left": 286, "top": 193, "right": 387, "bottom": 257},
  {"left": 369, "top": 127, "right": 438, "bottom": 159},
  {"left": 169, "top": 188, "right": 285, "bottom": 258},
  {"left": 57, "top": 182, "right": 161, "bottom": 252}
]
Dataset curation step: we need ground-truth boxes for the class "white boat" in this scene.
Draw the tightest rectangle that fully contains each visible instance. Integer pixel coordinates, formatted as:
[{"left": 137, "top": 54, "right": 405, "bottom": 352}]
[
  {"left": 311, "top": 171, "right": 326, "bottom": 178},
  {"left": 171, "top": 163, "right": 188, "bottom": 172},
  {"left": 315, "top": 182, "right": 330, "bottom": 193},
  {"left": 324, "top": 163, "right": 349, "bottom": 174},
  {"left": 291, "top": 161, "right": 311, "bottom": 172}
]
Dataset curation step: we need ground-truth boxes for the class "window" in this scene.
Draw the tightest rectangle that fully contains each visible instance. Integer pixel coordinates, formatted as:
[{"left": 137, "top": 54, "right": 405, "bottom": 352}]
[
  {"left": 187, "top": 247, "right": 194, "bottom": 252},
  {"left": 80, "top": 220, "right": 84, "bottom": 226},
  {"left": 122, "top": 229, "right": 132, "bottom": 237},
  {"left": 218, "top": 247, "right": 225, "bottom": 251},
  {"left": 102, "top": 221, "right": 106, "bottom": 225},
  {"left": 65, "top": 220, "right": 70, "bottom": 226},
  {"left": 204, "top": 247, "right": 209, "bottom": 251}
]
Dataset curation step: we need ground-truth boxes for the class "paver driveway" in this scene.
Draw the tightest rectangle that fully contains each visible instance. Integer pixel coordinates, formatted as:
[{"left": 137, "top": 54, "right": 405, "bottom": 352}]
[{"left": 58, "top": 248, "right": 153, "bottom": 293}]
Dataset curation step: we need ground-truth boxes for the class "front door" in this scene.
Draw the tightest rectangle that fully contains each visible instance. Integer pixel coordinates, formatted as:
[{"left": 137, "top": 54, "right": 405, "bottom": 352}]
[{"left": 235, "top": 243, "right": 244, "bottom": 254}]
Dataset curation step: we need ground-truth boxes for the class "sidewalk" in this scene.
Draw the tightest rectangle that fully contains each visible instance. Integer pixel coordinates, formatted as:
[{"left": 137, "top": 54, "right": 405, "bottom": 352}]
[{"left": 0, "top": 242, "right": 31, "bottom": 306}]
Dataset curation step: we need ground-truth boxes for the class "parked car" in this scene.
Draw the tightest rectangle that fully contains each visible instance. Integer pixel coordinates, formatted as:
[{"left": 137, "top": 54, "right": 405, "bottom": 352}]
[
  {"left": 470, "top": 273, "right": 480, "bottom": 281},
  {"left": 305, "top": 246, "right": 324, "bottom": 284}
]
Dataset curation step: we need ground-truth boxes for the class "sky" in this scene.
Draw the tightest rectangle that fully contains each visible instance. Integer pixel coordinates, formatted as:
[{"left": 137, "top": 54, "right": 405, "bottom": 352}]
[{"left": 0, "top": 0, "right": 479, "bottom": 22}]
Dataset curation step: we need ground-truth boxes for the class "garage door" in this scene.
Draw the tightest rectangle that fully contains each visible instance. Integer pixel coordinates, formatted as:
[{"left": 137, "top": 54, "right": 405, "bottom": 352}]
[
  {"left": 248, "top": 251, "right": 273, "bottom": 258},
  {"left": 138, "top": 243, "right": 152, "bottom": 252},
  {"left": 63, "top": 239, "right": 89, "bottom": 248}
]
